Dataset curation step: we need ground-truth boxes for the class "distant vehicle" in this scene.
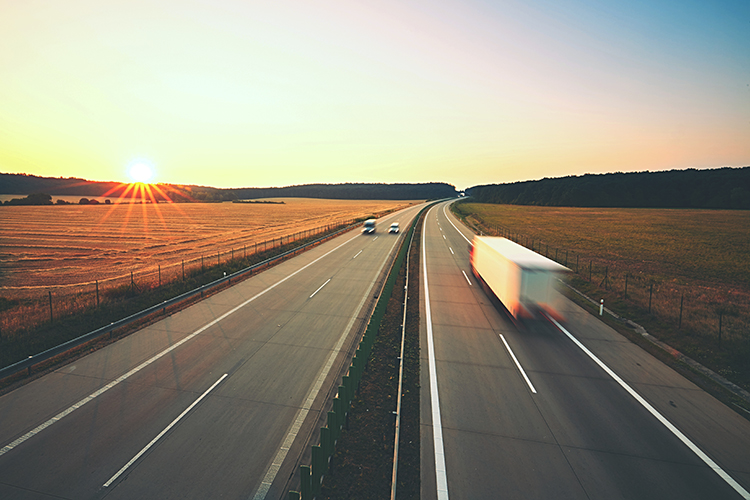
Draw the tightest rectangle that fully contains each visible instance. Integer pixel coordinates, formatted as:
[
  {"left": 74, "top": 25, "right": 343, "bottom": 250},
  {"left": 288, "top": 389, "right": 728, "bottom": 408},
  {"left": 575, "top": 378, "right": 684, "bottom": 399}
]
[
  {"left": 388, "top": 222, "right": 400, "bottom": 234},
  {"left": 470, "top": 236, "right": 569, "bottom": 320},
  {"left": 362, "top": 219, "right": 376, "bottom": 234}
]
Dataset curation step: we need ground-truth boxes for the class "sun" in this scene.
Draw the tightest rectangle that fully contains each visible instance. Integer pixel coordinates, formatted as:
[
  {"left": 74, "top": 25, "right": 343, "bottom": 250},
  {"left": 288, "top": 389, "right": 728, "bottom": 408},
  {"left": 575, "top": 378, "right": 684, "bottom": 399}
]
[{"left": 128, "top": 162, "right": 154, "bottom": 183}]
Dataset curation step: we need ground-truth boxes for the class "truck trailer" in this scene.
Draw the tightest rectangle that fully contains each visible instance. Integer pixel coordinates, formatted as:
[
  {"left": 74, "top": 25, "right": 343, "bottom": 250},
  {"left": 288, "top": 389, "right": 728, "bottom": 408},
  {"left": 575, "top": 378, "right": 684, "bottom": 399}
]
[{"left": 470, "top": 236, "right": 569, "bottom": 320}]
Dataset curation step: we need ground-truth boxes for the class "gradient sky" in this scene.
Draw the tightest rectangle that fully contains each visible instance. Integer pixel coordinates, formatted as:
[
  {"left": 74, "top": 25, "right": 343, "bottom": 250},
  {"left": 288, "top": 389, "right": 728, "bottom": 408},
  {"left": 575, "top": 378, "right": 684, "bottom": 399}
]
[{"left": 1, "top": 0, "right": 748, "bottom": 190}]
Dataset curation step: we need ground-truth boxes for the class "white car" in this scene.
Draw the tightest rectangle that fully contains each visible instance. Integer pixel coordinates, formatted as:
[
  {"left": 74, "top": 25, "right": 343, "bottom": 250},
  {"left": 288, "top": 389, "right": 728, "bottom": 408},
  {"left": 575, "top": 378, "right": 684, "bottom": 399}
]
[{"left": 388, "top": 222, "right": 399, "bottom": 234}]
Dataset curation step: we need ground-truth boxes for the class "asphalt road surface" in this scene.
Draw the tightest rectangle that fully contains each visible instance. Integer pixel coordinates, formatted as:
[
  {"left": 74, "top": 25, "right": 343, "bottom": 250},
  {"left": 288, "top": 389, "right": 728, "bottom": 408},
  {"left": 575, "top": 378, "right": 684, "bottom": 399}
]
[
  {"left": 0, "top": 203, "right": 423, "bottom": 500},
  {"left": 420, "top": 200, "right": 750, "bottom": 500}
]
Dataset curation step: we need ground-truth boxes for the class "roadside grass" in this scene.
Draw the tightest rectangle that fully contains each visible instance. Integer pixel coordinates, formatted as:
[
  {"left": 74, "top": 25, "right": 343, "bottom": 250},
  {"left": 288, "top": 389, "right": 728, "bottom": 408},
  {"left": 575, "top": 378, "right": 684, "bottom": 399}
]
[
  {"left": 452, "top": 202, "right": 750, "bottom": 394},
  {"left": 563, "top": 275, "right": 750, "bottom": 417},
  {"left": 0, "top": 221, "right": 363, "bottom": 378},
  {"left": 321, "top": 212, "right": 422, "bottom": 499}
]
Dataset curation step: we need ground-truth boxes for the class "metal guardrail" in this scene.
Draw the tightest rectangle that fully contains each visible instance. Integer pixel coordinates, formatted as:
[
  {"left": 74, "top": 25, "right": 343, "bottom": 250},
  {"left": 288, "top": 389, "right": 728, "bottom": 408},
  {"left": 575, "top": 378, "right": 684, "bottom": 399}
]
[{"left": 0, "top": 223, "right": 360, "bottom": 381}]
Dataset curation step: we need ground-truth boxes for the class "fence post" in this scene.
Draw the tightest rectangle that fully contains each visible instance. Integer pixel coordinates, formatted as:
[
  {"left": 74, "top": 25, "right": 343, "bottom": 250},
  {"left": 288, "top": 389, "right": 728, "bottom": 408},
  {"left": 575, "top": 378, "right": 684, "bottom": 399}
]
[
  {"left": 158, "top": 265, "right": 161, "bottom": 286},
  {"left": 576, "top": 254, "right": 579, "bottom": 273},
  {"left": 648, "top": 283, "right": 653, "bottom": 313},
  {"left": 624, "top": 273, "right": 628, "bottom": 298},
  {"left": 131, "top": 271, "right": 134, "bottom": 292},
  {"left": 182, "top": 260, "right": 185, "bottom": 281},
  {"left": 678, "top": 293, "right": 684, "bottom": 329},
  {"left": 589, "top": 261, "right": 592, "bottom": 281},
  {"left": 718, "top": 312, "right": 723, "bottom": 348},
  {"left": 49, "top": 291, "right": 53, "bottom": 321},
  {"left": 96, "top": 280, "right": 99, "bottom": 307}
]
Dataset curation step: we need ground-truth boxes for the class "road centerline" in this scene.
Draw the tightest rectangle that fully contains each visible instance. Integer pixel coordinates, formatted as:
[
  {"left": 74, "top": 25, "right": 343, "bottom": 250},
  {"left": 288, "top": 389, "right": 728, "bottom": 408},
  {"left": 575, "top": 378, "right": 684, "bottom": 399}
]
[
  {"left": 309, "top": 278, "right": 332, "bottom": 298},
  {"left": 103, "top": 373, "right": 228, "bottom": 488},
  {"left": 499, "top": 334, "right": 537, "bottom": 394}
]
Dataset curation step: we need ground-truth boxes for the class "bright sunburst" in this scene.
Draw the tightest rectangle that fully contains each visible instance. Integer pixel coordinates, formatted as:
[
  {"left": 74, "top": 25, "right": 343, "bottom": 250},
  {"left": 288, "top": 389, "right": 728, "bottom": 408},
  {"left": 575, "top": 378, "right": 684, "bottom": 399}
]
[{"left": 128, "top": 162, "right": 153, "bottom": 183}]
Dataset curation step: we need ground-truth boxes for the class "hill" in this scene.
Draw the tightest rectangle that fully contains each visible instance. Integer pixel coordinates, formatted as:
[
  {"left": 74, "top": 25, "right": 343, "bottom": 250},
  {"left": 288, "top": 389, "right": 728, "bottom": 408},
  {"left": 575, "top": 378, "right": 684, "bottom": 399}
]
[
  {"left": 0, "top": 173, "right": 457, "bottom": 202},
  {"left": 466, "top": 167, "right": 750, "bottom": 209}
]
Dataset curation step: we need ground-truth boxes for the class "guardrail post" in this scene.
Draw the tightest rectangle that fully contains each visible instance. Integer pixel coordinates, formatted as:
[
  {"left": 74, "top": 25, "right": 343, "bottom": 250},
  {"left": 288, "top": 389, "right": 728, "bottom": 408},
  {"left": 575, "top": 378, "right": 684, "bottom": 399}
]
[
  {"left": 327, "top": 412, "right": 337, "bottom": 445},
  {"left": 333, "top": 397, "right": 344, "bottom": 437},
  {"left": 300, "top": 465, "right": 312, "bottom": 500},
  {"left": 342, "top": 375, "right": 351, "bottom": 404},
  {"left": 320, "top": 426, "right": 332, "bottom": 457},
  {"left": 312, "top": 444, "right": 324, "bottom": 494}
]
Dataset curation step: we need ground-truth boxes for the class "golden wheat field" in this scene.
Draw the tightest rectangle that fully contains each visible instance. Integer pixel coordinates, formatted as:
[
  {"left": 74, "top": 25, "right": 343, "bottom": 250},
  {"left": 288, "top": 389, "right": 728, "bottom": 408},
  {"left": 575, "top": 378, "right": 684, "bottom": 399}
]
[{"left": 0, "top": 198, "right": 414, "bottom": 297}]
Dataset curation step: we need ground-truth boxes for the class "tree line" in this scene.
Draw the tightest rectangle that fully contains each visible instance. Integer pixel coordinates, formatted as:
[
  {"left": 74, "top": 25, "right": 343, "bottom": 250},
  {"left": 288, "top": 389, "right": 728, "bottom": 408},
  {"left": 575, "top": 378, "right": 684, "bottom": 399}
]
[
  {"left": 466, "top": 167, "right": 750, "bottom": 209},
  {"left": 0, "top": 173, "right": 457, "bottom": 202}
]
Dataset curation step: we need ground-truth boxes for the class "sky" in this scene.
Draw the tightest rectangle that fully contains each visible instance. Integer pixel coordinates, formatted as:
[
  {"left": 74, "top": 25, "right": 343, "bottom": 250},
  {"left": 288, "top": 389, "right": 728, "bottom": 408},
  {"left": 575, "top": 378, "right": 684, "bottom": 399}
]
[{"left": 1, "top": 0, "right": 748, "bottom": 190}]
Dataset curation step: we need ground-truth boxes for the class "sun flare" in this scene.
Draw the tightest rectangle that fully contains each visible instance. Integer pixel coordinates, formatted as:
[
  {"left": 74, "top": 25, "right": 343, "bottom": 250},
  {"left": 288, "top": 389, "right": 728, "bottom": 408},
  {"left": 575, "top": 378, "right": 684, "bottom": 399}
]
[{"left": 128, "top": 162, "right": 153, "bottom": 183}]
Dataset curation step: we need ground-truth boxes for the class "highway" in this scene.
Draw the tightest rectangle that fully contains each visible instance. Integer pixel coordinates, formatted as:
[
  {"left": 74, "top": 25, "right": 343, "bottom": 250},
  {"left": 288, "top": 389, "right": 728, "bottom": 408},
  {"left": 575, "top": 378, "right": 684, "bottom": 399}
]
[
  {"left": 0, "top": 204, "right": 423, "bottom": 500},
  {"left": 420, "top": 200, "right": 750, "bottom": 500}
]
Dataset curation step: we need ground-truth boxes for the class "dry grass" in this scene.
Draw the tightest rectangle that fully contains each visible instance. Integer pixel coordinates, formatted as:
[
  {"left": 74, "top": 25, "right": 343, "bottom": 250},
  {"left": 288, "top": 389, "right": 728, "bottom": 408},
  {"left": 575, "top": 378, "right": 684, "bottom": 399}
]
[
  {"left": 453, "top": 202, "right": 750, "bottom": 390},
  {"left": 0, "top": 199, "right": 415, "bottom": 336}
]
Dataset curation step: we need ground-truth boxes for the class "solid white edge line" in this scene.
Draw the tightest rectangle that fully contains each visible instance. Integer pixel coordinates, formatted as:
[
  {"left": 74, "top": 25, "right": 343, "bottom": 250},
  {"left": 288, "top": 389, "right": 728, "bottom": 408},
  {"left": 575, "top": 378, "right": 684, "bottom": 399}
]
[
  {"left": 442, "top": 203, "right": 471, "bottom": 245},
  {"left": 104, "top": 373, "right": 228, "bottom": 488},
  {"left": 0, "top": 232, "right": 361, "bottom": 459},
  {"left": 548, "top": 317, "right": 750, "bottom": 499},
  {"left": 499, "top": 334, "right": 537, "bottom": 394},
  {"left": 309, "top": 278, "right": 331, "bottom": 298},
  {"left": 424, "top": 206, "right": 450, "bottom": 500},
  {"left": 461, "top": 270, "right": 472, "bottom": 286}
]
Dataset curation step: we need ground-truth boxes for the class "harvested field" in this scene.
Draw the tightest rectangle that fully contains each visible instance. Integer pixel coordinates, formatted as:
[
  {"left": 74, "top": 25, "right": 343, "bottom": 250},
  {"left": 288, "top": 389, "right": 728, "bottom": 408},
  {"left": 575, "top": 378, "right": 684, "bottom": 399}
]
[
  {"left": 0, "top": 198, "right": 415, "bottom": 336},
  {"left": 1, "top": 198, "right": 413, "bottom": 292}
]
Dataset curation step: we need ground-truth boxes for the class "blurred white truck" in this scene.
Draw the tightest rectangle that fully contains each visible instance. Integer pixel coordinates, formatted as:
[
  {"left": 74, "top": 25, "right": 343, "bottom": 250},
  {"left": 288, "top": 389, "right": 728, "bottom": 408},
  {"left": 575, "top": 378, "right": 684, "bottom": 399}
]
[
  {"left": 362, "top": 219, "right": 376, "bottom": 234},
  {"left": 470, "top": 236, "right": 569, "bottom": 320}
]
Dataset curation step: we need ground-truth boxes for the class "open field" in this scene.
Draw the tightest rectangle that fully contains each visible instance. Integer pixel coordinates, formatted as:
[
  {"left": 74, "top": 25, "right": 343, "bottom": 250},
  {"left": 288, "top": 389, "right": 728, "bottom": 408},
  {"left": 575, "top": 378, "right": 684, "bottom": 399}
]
[
  {"left": 1, "top": 198, "right": 414, "bottom": 292},
  {"left": 0, "top": 198, "right": 415, "bottom": 336},
  {"left": 453, "top": 202, "right": 750, "bottom": 390}
]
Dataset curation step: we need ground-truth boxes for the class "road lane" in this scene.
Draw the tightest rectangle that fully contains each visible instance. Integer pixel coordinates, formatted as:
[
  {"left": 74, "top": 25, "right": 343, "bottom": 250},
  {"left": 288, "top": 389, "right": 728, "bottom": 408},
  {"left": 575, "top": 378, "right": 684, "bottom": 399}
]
[
  {"left": 421, "top": 200, "right": 750, "bottom": 499},
  {"left": 0, "top": 205, "right": 422, "bottom": 500}
]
